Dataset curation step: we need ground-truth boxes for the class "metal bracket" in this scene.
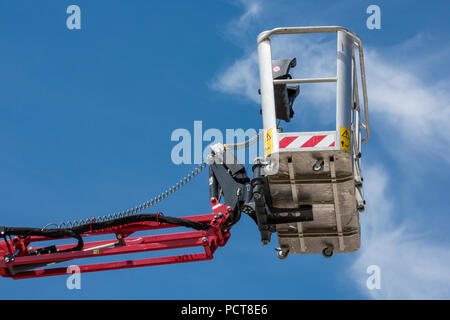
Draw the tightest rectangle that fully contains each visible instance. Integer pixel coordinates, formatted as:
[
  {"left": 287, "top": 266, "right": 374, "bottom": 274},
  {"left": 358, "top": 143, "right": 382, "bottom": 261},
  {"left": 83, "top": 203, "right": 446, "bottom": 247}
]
[{"left": 329, "top": 157, "right": 345, "bottom": 251}]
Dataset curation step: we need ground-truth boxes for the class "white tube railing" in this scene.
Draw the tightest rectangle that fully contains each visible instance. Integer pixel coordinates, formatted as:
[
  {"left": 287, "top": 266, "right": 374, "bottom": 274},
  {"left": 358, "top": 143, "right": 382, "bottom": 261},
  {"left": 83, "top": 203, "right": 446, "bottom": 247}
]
[{"left": 257, "top": 26, "right": 370, "bottom": 144}]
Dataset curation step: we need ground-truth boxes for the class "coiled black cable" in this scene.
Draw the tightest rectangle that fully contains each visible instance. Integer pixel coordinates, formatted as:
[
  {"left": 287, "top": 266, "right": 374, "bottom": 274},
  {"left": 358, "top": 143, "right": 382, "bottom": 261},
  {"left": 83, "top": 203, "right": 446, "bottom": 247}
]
[
  {"left": 2, "top": 227, "right": 84, "bottom": 253},
  {"left": 1, "top": 213, "right": 210, "bottom": 254}
]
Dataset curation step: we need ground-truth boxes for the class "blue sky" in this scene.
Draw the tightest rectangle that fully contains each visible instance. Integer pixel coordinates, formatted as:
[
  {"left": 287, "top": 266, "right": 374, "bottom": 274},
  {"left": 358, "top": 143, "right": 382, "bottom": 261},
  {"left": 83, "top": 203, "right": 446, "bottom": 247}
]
[{"left": 0, "top": 0, "right": 449, "bottom": 299}]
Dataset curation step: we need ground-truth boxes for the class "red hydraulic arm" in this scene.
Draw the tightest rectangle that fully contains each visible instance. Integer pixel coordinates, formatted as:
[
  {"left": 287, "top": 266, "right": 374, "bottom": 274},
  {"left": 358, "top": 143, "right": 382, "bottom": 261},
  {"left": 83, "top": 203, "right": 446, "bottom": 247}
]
[{"left": 0, "top": 198, "right": 232, "bottom": 279}]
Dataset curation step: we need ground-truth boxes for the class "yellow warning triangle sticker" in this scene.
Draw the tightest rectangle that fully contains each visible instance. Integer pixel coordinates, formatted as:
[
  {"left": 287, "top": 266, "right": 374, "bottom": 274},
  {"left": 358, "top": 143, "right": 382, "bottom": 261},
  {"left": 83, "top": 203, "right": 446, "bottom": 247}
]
[
  {"left": 340, "top": 126, "right": 351, "bottom": 152},
  {"left": 265, "top": 128, "right": 273, "bottom": 156},
  {"left": 341, "top": 129, "right": 350, "bottom": 139}
]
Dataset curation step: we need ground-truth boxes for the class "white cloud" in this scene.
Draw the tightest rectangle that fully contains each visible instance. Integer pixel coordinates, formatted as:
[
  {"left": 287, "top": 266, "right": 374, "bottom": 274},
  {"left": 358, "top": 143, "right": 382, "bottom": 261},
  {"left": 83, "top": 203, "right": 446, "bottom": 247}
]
[
  {"left": 212, "top": 51, "right": 260, "bottom": 103},
  {"left": 365, "top": 50, "right": 450, "bottom": 154},
  {"left": 235, "top": 0, "right": 261, "bottom": 28},
  {"left": 352, "top": 166, "right": 450, "bottom": 299},
  {"left": 226, "top": 0, "right": 263, "bottom": 39}
]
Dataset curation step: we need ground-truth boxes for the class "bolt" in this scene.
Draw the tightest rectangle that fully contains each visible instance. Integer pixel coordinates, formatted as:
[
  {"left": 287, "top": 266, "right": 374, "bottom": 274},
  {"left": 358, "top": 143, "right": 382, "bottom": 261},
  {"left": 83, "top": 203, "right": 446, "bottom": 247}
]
[
  {"left": 227, "top": 206, "right": 233, "bottom": 213},
  {"left": 117, "top": 234, "right": 123, "bottom": 240},
  {"left": 217, "top": 212, "right": 223, "bottom": 218},
  {"left": 202, "top": 237, "right": 207, "bottom": 243},
  {"left": 313, "top": 160, "right": 324, "bottom": 172},
  {"left": 254, "top": 193, "right": 262, "bottom": 200},
  {"left": 210, "top": 197, "right": 216, "bottom": 202},
  {"left": 4, "top": 255, "right": 14, "bottom": 263}
]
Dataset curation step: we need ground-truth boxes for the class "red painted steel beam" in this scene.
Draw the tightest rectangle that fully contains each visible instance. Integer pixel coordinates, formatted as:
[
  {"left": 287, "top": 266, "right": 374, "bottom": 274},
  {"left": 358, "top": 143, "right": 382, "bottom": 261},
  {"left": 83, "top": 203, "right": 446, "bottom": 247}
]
[
  {"left": 0, "top": 199, "right": 232, "bottom": 279},
  {"left": 11, "top": 253, "right": 212, "bottom": 279}
]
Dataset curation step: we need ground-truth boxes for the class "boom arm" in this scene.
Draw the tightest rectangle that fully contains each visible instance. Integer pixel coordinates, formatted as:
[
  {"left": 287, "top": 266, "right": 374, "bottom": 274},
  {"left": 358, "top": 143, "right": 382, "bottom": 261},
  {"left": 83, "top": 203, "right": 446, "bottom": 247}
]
[{"left": 0, "top": 199, "right": 231, "bottom": 279}]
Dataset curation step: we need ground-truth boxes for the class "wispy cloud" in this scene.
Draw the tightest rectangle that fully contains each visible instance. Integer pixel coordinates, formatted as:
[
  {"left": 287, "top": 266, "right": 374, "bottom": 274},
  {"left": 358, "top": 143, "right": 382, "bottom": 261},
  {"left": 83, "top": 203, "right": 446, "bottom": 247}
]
[
  {"left": 212, "top": 50, "right": 260, "bottom": 103},
  {"left": 226, "top": 0, "right": 263, "bottom": 40},
  {"left": 366, "top": 50, "right": 450, "bottom": 155},
  {"left": 352, "top": 166, "right": 450, "bottom": 299},
  {"left": 234, "top": 0, "right": 262, "bottom": 29}
]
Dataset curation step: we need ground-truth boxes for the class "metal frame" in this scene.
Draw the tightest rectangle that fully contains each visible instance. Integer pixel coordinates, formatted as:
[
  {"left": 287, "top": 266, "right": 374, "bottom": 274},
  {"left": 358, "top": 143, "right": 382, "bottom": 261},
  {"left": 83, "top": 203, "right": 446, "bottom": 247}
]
[
  {"left": 329, "top": 157, "right": 345, "bottom": 251},
  {"left": 257, "top": 26, "right": 370, "bottom": 161},
  {"left": 258, "top": 26, "right": 370, "bottom": 257}
]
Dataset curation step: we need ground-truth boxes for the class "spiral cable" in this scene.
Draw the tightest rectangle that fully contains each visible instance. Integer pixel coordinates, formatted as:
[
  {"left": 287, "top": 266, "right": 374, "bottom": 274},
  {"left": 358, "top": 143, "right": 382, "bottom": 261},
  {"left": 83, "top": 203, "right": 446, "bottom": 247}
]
[
  {"left": 45, "top": 163, "right": 208, "bottom": 230},
  {"left": 44, "top": 132, "right": 261, "bottom": 230}
]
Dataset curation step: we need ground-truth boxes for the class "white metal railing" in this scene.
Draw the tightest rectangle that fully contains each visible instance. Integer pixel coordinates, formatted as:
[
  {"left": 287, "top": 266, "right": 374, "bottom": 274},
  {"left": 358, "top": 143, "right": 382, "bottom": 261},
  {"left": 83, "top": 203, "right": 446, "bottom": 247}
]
[
  {"left": 273, "top": 77, "right": 337, "bottom": 85},
  {"left": 257, "top": 26, "right": 370, "bottom": 148}
]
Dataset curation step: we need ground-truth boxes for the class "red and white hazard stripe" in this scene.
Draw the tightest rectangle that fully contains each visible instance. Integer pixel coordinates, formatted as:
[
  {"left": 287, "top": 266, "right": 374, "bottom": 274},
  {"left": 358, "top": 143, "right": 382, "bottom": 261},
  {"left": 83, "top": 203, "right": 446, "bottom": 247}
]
[{"left": 279, "top": 133, "right": 336, "bottom": 150}]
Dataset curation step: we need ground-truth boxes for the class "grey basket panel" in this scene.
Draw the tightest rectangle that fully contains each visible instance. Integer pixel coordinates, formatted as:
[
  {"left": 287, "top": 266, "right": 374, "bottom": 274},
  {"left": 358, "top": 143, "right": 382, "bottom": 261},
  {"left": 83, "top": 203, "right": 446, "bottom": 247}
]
[{"left": 268, "top": 150, "right": 360, "bottom": 254}]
